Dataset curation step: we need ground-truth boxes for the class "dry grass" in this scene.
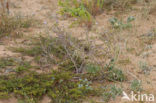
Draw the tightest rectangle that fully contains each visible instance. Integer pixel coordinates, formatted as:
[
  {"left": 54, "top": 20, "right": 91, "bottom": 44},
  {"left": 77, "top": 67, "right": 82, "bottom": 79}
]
[
  {"left": 0, "top": 15, "right": 34, "bottom": 38},
  {"left": 0, "top": 0, "right": 10, "bottom": 15}
]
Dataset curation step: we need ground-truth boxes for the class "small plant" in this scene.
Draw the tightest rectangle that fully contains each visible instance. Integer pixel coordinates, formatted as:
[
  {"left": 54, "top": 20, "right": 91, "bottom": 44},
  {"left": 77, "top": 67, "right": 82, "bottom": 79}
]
[
  {"left": 105, "top": 60, "right": 126, "bottom": 82},
  {"left": 130, "top": 79, "right": 143, "bottom": 92},
  {"left": 109, "top": 17, "right": 123, "bottom": 29},
  {"left": 58, "top": 0, "right": 93, "bottom": 28},
  {"left": 86, "top": 64, "right": 101, "bottom": 74},
  {"left": 102, "top": 85, "right": 123, "bottom": 102},
  {"left": 78, "top": 78, "right": 93, "bottom": 92},
  {"left": 139, "top": 28, "right": 156, "bottom": 45},
  {"left": 139, "top": 61, "right": 152, "bottom": 75},
  {"left": 107, "top": 68, "right": 125, "bottom": 82},
  {"left": 109, "top": 16, "right": 135, "bottom": 29}
]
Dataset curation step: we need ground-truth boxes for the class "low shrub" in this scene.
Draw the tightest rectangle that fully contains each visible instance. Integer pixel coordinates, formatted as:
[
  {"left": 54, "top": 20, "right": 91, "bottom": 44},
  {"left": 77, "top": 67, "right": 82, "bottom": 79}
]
[{"left": 0, "top": 70, "right": 94, "bottom": 103}]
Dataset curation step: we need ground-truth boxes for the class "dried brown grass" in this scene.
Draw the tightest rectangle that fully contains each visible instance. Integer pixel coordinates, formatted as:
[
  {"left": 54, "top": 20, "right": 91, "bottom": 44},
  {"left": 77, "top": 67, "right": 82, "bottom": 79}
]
[{"left": 0, "top": 0, "right": 10, "bottom": 15}]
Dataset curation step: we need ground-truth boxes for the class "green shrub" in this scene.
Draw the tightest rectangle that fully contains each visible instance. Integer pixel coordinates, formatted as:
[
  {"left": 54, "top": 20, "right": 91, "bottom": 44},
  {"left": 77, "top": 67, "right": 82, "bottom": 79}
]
[{"left": 59, "top": 0, "right": 93, "bottom": 27}]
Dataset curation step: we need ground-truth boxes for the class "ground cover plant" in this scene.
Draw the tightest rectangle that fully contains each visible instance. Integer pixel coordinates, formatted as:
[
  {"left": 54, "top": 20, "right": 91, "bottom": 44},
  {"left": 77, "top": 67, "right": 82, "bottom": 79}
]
[{"left": 0, "top": 70, "right": 95, "bottom": 103}]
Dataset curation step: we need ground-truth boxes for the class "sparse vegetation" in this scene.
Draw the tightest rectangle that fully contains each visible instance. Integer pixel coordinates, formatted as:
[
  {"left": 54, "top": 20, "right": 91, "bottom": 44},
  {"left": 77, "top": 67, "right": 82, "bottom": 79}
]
[
  {"left": 139, "top": 28, "right": 156, "bottom": 45},
  {"left": 109, "top": 16, "right": 135, "bottom": 29},
  {"left": 0, "top": 57, "right": 15, "bottom": 68},
  {"left": 130, "top": 79, "right": 143, "bottom": 92},
  {"left": 0, "top": 15, "right": 33, "bottom": 38},
  {"left": 58, "top": 0, "right": 137, "bottom": 27},
  {"left": 104, "top": 60, "right": 126, "bottom": 82},
  {"left": 0, "top": 0, "right": 155, "bottom": 103},
  {"left": 139, "top": 61, "right": 152, "bottom": 75},
  {"left": 102, "top": 85, "right": 123, "bottom": 102},
  {"left": 5, "top": 23, "right": 126, "bottom": 102},
  {"left": 0, "top": 57, "right": 32, "bottom": 74}
]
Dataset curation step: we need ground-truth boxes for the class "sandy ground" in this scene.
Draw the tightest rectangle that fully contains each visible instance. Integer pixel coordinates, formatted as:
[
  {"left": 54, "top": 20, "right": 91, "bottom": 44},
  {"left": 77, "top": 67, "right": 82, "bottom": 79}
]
[{"left": 0, "top": 0, "right": 155, "bottom": 103}]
